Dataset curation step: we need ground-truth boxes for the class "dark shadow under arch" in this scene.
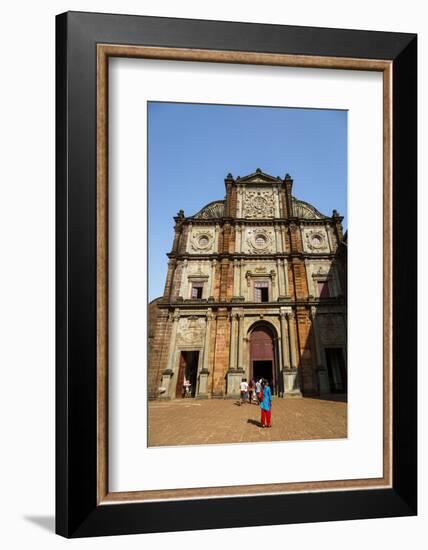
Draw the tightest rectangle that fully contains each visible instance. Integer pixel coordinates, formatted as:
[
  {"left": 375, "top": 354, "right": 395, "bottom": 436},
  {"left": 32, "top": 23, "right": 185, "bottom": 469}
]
[{"left": 247, "top": 320, "right": 281, "bottom": 395}]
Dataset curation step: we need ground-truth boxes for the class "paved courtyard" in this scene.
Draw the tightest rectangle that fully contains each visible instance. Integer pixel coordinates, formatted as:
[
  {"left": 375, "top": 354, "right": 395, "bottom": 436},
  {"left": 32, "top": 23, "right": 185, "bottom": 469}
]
[{"left": 148, "top": 396, "right": 347, "bottom": 447}]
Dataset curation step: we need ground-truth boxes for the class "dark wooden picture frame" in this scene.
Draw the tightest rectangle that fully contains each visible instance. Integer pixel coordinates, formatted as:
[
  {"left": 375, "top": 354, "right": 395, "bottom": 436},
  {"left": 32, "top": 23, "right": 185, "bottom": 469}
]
[{"left": 56, "top": 11, "right": 417, "bottom": 538}]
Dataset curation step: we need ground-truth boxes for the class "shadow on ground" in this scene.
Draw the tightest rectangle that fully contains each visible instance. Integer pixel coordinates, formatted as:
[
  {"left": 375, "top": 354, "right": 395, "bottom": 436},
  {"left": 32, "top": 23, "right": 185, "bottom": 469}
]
[
  {"left": 247, "top": 418, "right": 263, "bottom": 428},
  {"left": 23, "top": 515, "right": 55, "bottom": 533}
]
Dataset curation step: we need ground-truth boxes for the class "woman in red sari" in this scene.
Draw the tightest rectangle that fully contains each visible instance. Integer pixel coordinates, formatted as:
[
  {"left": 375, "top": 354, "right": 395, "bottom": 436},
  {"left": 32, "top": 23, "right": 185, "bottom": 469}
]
[{"left": 259, "top": 379, "right": 272, "bottom": 428}]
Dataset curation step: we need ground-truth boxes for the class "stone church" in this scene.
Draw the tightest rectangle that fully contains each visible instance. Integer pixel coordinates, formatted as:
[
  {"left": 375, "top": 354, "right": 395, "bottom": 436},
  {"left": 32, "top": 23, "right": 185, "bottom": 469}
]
[{"left": 148, "top": 169, "right": 347, "bottom": 400}]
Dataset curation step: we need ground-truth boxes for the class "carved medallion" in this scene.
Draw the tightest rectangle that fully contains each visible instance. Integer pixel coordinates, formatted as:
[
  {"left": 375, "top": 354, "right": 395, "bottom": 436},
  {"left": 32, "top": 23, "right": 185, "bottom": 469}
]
[
  {"left": 190, "top": 230, "right": 214, "bottom": 252},
  {"left": 304, "top": 229, "right": 329, "bottom": 252},
  {"left": 246, "top": 228, "right": 273, "bottom": 254},
  {"left": 243, "top": 190, "right": 275, "bottom": 218}
]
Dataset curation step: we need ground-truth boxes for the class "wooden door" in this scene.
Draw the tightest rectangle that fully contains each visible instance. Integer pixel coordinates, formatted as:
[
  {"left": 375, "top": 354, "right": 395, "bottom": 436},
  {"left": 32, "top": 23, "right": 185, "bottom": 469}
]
[{"left": 250, "top": 326, "right": 274, "bottom": 362}]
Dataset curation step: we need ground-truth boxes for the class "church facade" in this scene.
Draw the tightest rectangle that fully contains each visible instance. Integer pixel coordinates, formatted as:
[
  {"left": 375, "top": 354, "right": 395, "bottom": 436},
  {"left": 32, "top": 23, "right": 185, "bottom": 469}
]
[{"left": 148, "top": 169, "right": 347, "bottom": 400}]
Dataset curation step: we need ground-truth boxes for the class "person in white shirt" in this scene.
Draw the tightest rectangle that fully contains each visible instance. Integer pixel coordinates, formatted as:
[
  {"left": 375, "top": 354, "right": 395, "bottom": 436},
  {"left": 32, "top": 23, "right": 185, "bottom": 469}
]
[
  {"left": 239, "top": 379, "right": 248, "bottom": 405},
  {"left": 255, "top": 379, "right": 262, "bottom": 403}
]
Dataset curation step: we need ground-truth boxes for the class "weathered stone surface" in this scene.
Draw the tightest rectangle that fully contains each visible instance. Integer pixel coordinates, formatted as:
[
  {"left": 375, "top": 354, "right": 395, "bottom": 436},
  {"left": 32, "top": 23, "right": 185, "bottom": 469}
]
[{"left": 148, "top": 170, "right": 347, "bottom": 400}]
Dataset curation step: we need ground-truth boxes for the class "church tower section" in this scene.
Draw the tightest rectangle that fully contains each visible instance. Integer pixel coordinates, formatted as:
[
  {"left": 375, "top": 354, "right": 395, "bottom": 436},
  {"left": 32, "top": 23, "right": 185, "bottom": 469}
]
[{"left": 149, "top": 169, "right": 347, "bottom": 400}]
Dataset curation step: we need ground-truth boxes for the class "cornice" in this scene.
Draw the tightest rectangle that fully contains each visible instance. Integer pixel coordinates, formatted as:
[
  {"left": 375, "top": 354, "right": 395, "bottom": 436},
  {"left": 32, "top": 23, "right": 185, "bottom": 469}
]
[
  {"left": 167, "top": 251, "right": 340, "bottom": 261},
  {"left": 179, "top": 217, "right": 337, "bottom": 226},
  {"left": 157, "top": 297, "right": 346, "bottom": 310}
]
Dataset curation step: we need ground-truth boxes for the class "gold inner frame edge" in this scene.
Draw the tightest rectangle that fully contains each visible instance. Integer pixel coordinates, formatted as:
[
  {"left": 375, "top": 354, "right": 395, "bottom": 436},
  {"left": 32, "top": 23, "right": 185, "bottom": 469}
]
[{"left": 96, "top": 44, "right": 393, "bottom": 504}]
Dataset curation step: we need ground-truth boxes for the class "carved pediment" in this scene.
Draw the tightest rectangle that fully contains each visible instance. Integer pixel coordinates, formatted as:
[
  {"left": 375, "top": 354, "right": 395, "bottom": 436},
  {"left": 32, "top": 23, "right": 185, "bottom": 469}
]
[{"left": 237, "top": 168, "right": 280, "bottom": 184}]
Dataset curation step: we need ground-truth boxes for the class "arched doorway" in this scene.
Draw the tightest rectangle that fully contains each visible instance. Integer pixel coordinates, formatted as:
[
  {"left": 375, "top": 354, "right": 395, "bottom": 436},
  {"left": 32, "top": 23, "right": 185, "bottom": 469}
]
[{"left": 249, "top": 322, "right": 279, "bottom": 394}]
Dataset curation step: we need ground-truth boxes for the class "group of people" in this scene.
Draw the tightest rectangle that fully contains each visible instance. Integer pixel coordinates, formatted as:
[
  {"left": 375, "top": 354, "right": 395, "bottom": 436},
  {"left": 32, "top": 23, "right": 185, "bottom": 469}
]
[{"left": 239, "top": 378, "right": 272, "bottom": 428}]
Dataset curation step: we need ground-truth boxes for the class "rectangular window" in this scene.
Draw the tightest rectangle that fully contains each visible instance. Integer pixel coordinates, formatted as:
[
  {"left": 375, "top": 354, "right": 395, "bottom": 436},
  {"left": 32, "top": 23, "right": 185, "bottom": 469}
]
[
  {"left": 317, "top": 280, "right": 330, "bottom": 298},
  {"left": 190, "top": 282, "right": 204, "bottom": 299},
  {"left": 254, "top": 281, "right": 269, "bottom": 303}
]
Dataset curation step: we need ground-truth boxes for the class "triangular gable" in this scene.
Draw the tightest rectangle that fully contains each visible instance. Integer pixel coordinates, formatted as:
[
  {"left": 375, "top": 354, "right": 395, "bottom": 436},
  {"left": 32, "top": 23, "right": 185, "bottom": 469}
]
[{"left": 237, "top": 168, "right": 281, "bottom": 184}]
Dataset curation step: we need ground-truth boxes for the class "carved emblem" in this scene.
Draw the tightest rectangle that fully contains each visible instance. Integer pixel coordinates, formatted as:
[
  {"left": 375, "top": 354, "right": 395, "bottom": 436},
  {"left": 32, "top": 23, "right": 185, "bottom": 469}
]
[
  {"left": 304, "top": 229, "right": 329, "bottom": 252},
  {"left": 190, "top": 230, "right": 214, "bottom": 252},
  {"left": 243, "top": 190, "right": 275, "bottom": 218},
  {"left": 177, "top": 317, "right": 205, "bottom": 345},
  {"left": 246, "top": 228, "right": 274, "bottom": 254}
]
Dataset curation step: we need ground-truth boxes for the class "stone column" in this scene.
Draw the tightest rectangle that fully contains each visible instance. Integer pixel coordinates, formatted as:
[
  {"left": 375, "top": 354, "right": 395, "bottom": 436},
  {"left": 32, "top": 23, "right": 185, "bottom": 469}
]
[
  {"left": 310, "top": 306, "right": 330, "bottom": 394},
  {"left": 226, "top": 312, "right": 243, "bottom": 397},
  {"left": 280, "top": 311, "right": 291, "bottom": 369},
  {"left": 281, "top": 223, "right": 287, "bottom": 252},
  {"left": 283, "top": 259, "right": 290, "bottom": 298},
  {"left": 288, "top": 311, "right": 299, "bottom": 369},
  {"left": 276, "top": 335, "right": 284, "bottom": 396},
  {"left": 209, "top": 259, "right": 216, "bottom": 300},
  {"left": 185, "top": 223, "right": 192, "bottom": 253},
  {"left": 274, "top": 188, "right": 281, "bottom": 217},
  {"left": 271, "top": 270, "right": 278, "bottom": 301},
  {"left": 237, "top": 313, "right": 245, "bottom": 370},
  {"left": 160, "top": 310, "right": 180, "bottom": 399},
  {"left": 278, "top": 188, "right": 284, "bottom": 217},
  {"left": 274, "top": 224, "right": 282, "bottom": 252},
  {"left": 178, "top": 259, "right": 188, "bottom": 299},
  {"left": 235, "top": 225, "right": 241, "bottom": 253},
  {"left": 214, "top": 223, "right": 220, "bottom": 253},
  {"left": 232, "top": 259, "right": 240, "bottom": 299},
  {"left": 239, "top": 260, "right": 245, "bottom": 299},
  {"left": 280, "top": 310, "right": 301, "bottom": 397},
  {"left": 237, "top": 187, "right": 243, "bottom": 217},
  {"left": 198, "top": 309, "right": 213, "bottom": 398},
  {"left": 229, "top": 312, "right": 237, "bottom": 370},
  {"left": 277, "top": 259, "right": 286, "bottom": 300}
]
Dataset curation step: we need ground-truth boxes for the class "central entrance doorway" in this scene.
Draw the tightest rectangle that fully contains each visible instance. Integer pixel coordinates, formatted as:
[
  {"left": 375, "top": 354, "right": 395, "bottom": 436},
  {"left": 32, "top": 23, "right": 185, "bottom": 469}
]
[
  {"left": 176, "top": 351, "right": 199, "bottom": 398},
  {"left": 249, "top": 323, "right": 278, "bottom": 394},
  {"left": 253, "top": 360, "right": 273, "bottom": 382}
]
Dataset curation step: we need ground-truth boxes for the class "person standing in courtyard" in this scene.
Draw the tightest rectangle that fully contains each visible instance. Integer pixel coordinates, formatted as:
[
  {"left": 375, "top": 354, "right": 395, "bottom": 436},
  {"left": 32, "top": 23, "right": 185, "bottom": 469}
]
[
  {"left": 248, "top": 379, "right": 255, "bottom": 404},
  {"left": 255, "top": 378, "right": 262, "bottom": 403},
  {"left": 239, "top": 378, "right": 248, "bottom": 405},
  {"left": 260, "top": 379, "right": 272, "bottom": 428}
]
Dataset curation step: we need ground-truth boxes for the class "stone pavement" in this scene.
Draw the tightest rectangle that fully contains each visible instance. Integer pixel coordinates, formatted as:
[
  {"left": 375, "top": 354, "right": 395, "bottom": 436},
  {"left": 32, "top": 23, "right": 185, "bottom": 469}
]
[{"left": 148, "top": 395, "right": 347, "bottom": 447}]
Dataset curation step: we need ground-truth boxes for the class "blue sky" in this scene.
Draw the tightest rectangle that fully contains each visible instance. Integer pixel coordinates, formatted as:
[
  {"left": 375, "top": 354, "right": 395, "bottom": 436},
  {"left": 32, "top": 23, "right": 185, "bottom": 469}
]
[{"left": 148, "top": 102, "right": 347, "bottom": 301}]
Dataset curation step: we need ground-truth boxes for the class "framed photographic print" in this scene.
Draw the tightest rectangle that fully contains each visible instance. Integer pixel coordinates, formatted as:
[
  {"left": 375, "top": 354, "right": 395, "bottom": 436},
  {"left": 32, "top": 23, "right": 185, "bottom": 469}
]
[{"left": 56, "top": 11, "right": 417, "bottom": 538}]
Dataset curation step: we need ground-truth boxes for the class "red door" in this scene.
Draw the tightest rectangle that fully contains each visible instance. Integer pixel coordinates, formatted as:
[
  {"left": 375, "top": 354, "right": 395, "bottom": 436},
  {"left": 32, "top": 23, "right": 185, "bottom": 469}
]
[
  {"left": 250, "top": 326, "right": 274, "bottom": 362},
  {"left": 250, "top": 325, "right": 276, "bottom": 390}
]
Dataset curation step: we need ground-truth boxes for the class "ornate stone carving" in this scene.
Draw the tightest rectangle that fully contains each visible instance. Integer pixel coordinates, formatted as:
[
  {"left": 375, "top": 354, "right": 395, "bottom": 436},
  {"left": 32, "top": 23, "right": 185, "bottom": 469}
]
[
  {"left": 187, "top": 265, "right": 209, "bottom": 280},
  {"left": 177, "top": 316, "right": 206, "bottom": 345},
  {"left": 194, "top": 201, "right": 225, "bottom": 219},
  {"left": 245, "top": 265, "right": 276, "bottom": 287},
  {"left": 246, "top": 228, "right": 274, "bottom": 254},
  {"left": 292, "top": 197, "right": 326, "bottom": 219},
  {"left": 303, "top": 228, "right": 330, "bottom": 253},
  {"left": 189, "top": 230, "right": 215, "bottom": 252},
  {"left": 243, "top": 190, "right": 275, "bottom": 218}
]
